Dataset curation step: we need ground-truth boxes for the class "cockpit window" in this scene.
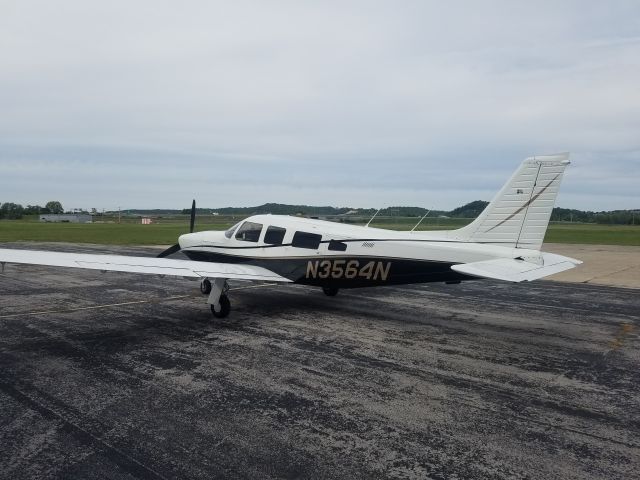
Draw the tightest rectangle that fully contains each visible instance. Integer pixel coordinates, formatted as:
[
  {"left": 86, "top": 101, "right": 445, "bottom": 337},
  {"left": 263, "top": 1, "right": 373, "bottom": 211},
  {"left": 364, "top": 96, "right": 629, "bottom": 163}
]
[
  {"left": 224, "top": 222, "right": 242, "bottom": 239},
  {"left": 264, "top": 226, "right": 286, "bottom": 245},
  {"left": 235, "top": 221, "right": 263, "bottom": 242},
  {"left": 292, "top": 231, "right": 322, "bottom": 249}
]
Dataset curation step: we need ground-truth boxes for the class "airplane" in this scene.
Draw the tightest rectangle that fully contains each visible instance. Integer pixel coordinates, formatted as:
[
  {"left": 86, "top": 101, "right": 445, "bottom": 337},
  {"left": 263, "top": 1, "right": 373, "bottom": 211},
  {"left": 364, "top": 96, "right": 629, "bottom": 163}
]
[{"left": 0, "top": 153, "right": 581, "bottom": 319}]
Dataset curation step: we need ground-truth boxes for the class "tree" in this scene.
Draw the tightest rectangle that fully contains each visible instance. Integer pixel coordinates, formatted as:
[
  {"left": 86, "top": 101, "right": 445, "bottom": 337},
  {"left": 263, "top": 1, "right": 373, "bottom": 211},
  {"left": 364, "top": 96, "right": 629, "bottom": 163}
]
[
  {"left": 45, "top": 201, "right": 64, "bottom": 214},
  {"left": 24, "top": 205, "right": 43, "bottom": 215},
  {"left": 0, "top": 202, "right": 24, "bottom": 219}
]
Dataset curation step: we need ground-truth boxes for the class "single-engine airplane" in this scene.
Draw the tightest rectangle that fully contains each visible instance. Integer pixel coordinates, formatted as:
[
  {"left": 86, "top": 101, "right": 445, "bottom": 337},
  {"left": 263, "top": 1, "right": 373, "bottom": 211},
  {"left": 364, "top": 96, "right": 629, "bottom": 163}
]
[{"left": 0, "top": 153, "right": 581, "bottom": 318}]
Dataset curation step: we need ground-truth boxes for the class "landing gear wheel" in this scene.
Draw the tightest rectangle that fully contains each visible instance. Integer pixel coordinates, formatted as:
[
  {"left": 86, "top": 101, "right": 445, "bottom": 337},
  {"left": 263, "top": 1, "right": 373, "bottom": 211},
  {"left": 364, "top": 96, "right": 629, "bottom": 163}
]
[
  {"left": 200, "top": 278, "right": 212, "bottom": 294},
  {"left": 211, "top": 294, "right": 231, "bottom": 318},
  {"left": 322, "top": 287, "right": 339, "bottom": 297}
]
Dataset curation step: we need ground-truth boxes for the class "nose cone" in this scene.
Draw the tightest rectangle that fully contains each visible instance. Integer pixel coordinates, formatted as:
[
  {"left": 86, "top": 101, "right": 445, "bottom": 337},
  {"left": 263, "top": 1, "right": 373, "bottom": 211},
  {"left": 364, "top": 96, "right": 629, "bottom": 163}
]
[
  {"left": 178, "top": 233, "right": 192, "bottom": 249},
  {"left": 178, "top": 231, "right": 226, "bottom": 249}
]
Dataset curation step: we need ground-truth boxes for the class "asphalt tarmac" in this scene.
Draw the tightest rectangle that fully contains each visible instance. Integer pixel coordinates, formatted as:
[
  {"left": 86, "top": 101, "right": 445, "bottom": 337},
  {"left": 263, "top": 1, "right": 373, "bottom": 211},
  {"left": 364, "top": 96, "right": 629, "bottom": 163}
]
[{"left": 0, "top": 244, "right": 638, "bottom": 480}]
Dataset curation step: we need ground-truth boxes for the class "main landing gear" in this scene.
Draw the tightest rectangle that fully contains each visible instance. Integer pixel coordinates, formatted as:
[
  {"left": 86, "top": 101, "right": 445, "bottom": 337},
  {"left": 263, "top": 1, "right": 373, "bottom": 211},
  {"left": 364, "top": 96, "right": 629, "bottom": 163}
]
[
  {"left": 322, "top": 286, "right": 339, "bottom": 297},
  {"left": 201, "top": 278, "right": 231, "bottom": 319}
]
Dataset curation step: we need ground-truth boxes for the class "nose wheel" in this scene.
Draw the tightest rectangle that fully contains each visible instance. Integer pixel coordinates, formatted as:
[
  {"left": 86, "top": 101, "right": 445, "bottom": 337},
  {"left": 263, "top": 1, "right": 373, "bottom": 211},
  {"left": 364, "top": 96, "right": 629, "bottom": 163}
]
[
  {"left": 200, "top": 278, "right": 212, "bottom": 294},
  {"left": 204, "top": 278, "right": 231, "bottom": 319},
  {"left": 210, "top": 294, "right": 231, "bottom": 318}
]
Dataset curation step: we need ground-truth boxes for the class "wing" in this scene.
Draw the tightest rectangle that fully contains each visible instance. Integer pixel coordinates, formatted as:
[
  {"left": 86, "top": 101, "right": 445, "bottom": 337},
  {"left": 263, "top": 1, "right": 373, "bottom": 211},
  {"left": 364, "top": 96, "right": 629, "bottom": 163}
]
[
  {"left": 0, "top": 248, "right": 291, "bottom": 283},
  {"left": 451, "top": 252, "right": 581, "bottom": 283}
]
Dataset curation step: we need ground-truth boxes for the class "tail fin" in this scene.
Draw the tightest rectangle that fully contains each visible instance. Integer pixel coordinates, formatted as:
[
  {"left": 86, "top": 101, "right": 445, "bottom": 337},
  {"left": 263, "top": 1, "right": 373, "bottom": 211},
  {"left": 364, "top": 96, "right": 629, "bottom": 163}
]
[{"left": 452, "top": 153, "right": 570, "bottom": 250}]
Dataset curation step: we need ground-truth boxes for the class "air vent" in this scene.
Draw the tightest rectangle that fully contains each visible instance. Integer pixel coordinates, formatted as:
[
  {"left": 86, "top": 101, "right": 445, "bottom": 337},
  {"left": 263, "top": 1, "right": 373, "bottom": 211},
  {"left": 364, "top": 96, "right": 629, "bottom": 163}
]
[{"left": 362, "top": 242, "right": 375, "bottom": 248}]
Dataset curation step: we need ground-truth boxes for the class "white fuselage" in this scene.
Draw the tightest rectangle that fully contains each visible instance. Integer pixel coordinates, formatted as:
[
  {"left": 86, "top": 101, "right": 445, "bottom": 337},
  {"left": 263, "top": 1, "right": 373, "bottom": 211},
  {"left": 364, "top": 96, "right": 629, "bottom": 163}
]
[{"left": 177, "top": 215, "right": 542, "bottom": 287}]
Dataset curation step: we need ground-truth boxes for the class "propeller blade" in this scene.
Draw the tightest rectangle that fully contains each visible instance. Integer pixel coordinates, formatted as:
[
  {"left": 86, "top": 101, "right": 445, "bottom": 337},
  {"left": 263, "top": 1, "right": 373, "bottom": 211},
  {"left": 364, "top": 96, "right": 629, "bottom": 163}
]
[
  {"left": 190, "top": 199, "right": 196, "bottom": 233},
  {"left": 158, "top": 199, "right": 195, "bottom": 258},
  {"left": 156, "top": 243, "right": 181, "bottom": 258}
]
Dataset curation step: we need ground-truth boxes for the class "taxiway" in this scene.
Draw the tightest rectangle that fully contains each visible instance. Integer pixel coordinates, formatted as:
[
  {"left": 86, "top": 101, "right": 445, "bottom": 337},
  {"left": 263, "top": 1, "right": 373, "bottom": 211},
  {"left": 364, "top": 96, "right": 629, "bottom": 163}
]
[{"left": 0, "top": 244, "right": 638, "bottom": 479}]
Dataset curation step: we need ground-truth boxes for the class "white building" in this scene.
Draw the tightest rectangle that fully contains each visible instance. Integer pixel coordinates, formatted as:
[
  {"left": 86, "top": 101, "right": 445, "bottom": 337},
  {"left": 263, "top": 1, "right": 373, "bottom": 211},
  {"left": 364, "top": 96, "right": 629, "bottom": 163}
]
[{"left": 39, "top": 214, "right": 92, "bottom": 224}]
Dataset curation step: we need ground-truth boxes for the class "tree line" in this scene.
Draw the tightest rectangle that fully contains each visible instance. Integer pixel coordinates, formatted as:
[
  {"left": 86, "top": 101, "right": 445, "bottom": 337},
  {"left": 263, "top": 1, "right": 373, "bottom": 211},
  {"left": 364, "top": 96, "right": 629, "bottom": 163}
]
[
  {"left": 3, "top": 200, "right": 638, "bottom": 225},
  {"left": 0, "top": 201, "right": 64, "bottom": 219},
  {"left": 550, "top": 207, "right": 639, "bottom": 225},
  {"left": 194, "top": 201, "right": 640, "bottom": 225}
]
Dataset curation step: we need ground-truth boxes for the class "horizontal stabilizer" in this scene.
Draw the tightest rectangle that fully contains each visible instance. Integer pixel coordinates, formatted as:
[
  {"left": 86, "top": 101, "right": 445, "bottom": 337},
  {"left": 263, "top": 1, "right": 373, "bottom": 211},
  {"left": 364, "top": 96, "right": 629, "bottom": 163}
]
[
  {"left": 451, "top": 253, "right": 581, "bottom": 283},
  {"left": 0, "top": 248, "right": 291, "bottom": 282}
]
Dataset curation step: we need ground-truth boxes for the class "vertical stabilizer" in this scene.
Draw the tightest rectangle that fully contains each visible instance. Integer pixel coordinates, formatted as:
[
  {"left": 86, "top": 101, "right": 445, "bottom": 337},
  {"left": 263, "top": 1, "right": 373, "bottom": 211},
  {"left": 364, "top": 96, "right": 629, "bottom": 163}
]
[{"left": 451, "top": 153, "right": 570, "bottom": 250}]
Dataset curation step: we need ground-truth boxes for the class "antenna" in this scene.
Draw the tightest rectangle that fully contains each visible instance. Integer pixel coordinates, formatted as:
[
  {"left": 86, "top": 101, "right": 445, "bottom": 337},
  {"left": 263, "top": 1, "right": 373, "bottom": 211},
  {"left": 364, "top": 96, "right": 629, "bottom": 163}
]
[
  {"left": 410, "top": 210, "right": 430, "bottom": 232},
  {"left": 365, "top": 208, "right": 382, "bottom": 228}
]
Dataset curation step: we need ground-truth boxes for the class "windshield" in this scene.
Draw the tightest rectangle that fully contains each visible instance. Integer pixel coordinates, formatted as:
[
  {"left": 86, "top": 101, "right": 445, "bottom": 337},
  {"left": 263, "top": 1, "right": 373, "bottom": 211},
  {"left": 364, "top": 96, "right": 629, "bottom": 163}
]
[
  {"left": 235, "top": 221, "right": 263, "bottom": 242},
  {"left": 224, "top": 222, "right": 242, "bottom": 239}
]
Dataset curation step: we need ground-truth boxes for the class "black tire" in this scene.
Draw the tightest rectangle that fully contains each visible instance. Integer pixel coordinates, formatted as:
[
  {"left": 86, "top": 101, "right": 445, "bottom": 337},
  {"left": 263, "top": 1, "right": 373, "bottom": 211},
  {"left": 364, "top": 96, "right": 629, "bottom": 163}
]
[
  {"left": 200, "top": 278, "right": 212, "bottom": 295},
  {"left": 322, "top": 286, "right": 339, "bottom": 297},
  {"left": 211, "top": 294, "right": 231, "bottom": 318}
]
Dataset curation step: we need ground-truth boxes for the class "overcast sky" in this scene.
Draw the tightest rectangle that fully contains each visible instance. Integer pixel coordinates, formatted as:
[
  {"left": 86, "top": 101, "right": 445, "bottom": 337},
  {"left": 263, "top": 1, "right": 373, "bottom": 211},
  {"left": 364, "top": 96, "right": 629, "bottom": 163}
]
[{"left": 1, "top": 1, "right": 639, "bottom": 211}]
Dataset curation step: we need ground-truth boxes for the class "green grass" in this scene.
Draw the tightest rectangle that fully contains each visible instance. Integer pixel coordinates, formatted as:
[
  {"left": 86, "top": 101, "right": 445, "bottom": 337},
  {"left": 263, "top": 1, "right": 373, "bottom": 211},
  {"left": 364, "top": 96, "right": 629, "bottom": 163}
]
[
  {"left": 0, "top": 218, "right": 638, "bottom": 246},
  {"left": 0, "top": 222, "right": 234, "bottom": 245},
  {"left": 543, "top": 223, "right": 640, "bottom": 246}
]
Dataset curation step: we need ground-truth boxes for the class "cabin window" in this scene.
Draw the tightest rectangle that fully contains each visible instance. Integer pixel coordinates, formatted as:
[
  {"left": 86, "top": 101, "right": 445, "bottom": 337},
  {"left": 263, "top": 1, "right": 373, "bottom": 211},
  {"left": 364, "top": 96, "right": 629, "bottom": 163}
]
[
  {"left": 328, "top": 240, "right": 347, "bottom": 252},
  {"left": 292, "top": 231, "right": 322, "bottom": 249},
  {"left": 235, "top": 221, "right": 263, "bottom": 242},
  {"left": 264, "top": 226, "right": 286, "bottom": 245},
  {"left": 224, "top": 222, "right": 242, "bottom": 239}
]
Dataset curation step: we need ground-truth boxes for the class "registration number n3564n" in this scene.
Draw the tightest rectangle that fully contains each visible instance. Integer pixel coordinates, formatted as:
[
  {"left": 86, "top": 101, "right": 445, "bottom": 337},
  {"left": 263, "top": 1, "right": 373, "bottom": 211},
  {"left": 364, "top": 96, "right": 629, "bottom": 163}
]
[{"left": 306, "top": 260, "right": 391, "bottom": 281}]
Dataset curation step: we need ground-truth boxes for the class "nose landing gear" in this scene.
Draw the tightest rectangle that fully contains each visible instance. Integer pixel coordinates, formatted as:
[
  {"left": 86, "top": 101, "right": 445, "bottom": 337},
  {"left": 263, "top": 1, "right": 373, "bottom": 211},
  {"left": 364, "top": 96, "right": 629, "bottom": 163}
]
[
  {"left": 210, "top": 294, "right": 231, "bottom": 318},
  {"left": 202, "top": 277, "right": 231, "bottom": 319}
]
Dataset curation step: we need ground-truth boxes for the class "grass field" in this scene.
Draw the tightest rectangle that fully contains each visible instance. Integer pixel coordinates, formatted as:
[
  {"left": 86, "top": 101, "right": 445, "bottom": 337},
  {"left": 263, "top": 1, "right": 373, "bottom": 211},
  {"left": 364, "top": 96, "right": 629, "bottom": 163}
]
[
  {"left": 542, "top": 224, "right": 640, "bottom": 246},
  {"left": 1, "top": 216, "right": 639, "bottom": 246}
]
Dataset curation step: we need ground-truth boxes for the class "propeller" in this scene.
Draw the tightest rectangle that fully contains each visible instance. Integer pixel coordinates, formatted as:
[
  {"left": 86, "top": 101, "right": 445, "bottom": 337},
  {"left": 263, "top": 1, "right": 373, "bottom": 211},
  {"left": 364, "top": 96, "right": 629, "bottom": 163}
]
[
  {"left": 189, "top": 199, "right": 196, "bottom": 233},
  {"left": 157, "top": 199, "right": 196, "bottom": 258},
  {"left": 156, "top": 243, "right": 181, "bottom": 258}
]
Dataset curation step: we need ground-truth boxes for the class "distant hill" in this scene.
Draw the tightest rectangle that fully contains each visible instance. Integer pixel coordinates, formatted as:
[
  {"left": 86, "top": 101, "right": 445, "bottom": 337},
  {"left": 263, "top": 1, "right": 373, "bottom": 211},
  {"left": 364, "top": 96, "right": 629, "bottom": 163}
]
[
  {"left": 207, "top": 203, "right": 356, "bottom": 216},
  {"left": 448, "top": 200, "right": 490, "bottom": 218}
]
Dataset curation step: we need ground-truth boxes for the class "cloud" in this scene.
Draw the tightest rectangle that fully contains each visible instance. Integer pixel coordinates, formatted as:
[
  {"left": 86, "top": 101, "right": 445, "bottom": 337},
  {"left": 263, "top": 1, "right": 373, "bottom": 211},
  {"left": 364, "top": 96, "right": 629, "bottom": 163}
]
[{"left": 0, "top": 1, "right": 639, "bottom": 210}]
